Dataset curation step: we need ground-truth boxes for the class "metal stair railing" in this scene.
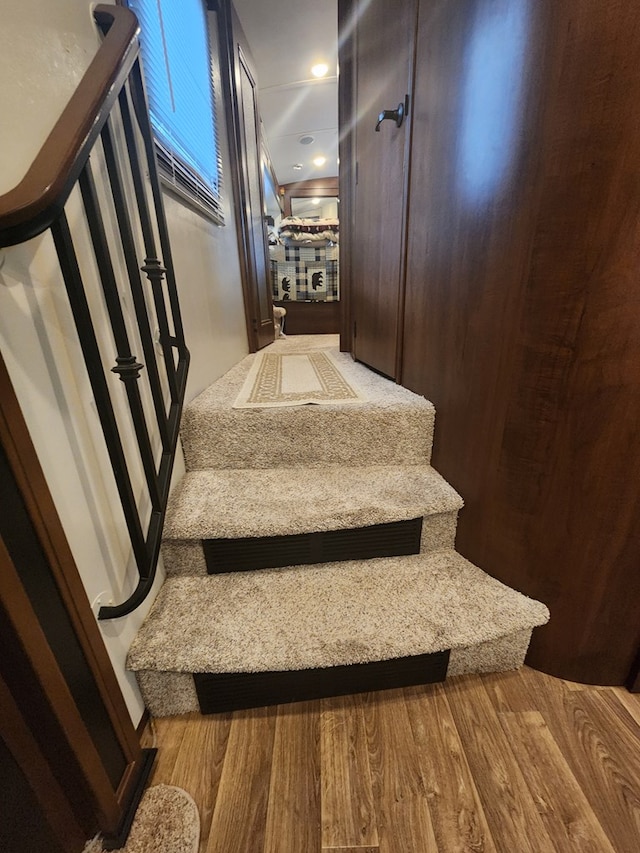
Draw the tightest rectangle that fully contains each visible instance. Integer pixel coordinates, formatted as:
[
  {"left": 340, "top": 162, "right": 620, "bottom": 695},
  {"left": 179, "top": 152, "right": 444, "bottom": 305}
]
[{"left": 0, "top": 5, "right": 190, "bottom": 618}]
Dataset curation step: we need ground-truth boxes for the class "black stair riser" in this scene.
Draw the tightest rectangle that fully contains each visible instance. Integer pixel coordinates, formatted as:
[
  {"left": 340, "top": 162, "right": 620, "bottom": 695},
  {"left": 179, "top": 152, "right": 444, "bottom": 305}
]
[
  {"left": 202, "top": 517, "right": 423, "bottom": 573},
  {"left": 193, "top": 649, "right": 450, "bottom": 713}
]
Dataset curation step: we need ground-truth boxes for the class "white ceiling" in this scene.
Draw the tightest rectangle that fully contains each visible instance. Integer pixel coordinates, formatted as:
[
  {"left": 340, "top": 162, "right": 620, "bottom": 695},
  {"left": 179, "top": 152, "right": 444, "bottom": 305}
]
[{"left": 232, "top": 0, "right": 339, "bottom": 189}]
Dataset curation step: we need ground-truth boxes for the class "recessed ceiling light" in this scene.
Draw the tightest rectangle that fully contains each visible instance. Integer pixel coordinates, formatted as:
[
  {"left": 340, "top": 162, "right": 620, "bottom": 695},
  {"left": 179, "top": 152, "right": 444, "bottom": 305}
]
[
  {"left": 299, "top": 135, "right": 315, "bottom": 146},
  {"left": 312, "top": 198, "right": 320, "bottom": 205},
  {"left": 311, "top": 63, "right": 329, "bottom": 78},
  {"left": 293, "top": 163, "right": 303, "bottom": 170},
  {"left": 313, "top": 156, "right": 326, "bottom": 167}
]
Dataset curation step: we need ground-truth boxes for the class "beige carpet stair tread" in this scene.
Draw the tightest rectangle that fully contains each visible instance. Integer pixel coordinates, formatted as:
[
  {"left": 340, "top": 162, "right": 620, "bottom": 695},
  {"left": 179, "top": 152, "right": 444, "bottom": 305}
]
[
  {"left": 128, "top": 550, "right": 549, "bottom": 675},
  {"left": 181, "top": 342, "right": 435, "bottom": 470},
  {"left": 163, "top": 464, "right": 463, "bottom": 541}
]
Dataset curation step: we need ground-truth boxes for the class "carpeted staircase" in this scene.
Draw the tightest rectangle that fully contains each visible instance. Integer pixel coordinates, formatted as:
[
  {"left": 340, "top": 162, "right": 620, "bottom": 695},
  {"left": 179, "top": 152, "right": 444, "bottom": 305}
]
[{"left": 128, "top": 336, "right": 549, "bottom": 716}]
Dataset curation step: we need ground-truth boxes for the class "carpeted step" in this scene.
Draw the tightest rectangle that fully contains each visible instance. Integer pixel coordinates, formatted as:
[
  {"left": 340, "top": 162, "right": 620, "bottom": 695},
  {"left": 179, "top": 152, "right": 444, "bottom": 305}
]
[
  {"left": 180, "top": 347, "right": 435, "bottom": 471},
  {"left": 128, "top": 550, "right": 549, "bottom": 716},
  {"left": 161, "top": 464, "right": 464, "bottom": 576}
]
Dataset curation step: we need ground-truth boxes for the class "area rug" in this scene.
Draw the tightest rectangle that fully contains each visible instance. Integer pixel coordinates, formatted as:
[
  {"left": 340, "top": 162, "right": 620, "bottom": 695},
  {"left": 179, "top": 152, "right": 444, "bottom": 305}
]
[
  {"left": 83, "top": 785, "right": 199, "bottom": 853},
  {"left": 232, "top": 349, "right": 366, "bottom": 408}
]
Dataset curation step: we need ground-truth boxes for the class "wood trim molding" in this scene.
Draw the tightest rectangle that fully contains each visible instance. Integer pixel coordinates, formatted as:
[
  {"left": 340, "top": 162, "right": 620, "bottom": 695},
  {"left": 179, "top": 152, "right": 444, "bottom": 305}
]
[
  {"left": 0, "top": 672, "right": 87, "bottom": 851},
  {"left": 215, "top": 0, "right": 259, "bottom": 351},
  {"left": 280, "top": 177, "right": 339, "bottom": 217},
  {"left": 0, "top": 352, "right": 151, "bottom": 838},
  {"left": 337, "top": 0, "right": 355, "bottom": 351},
  {"left": 0, "top": 5, "right": 139, "bottom": 246},
  {"left": 261, "top": 135, "right": 283, "bottom": 216},
  {"left": 136, "top": 709, "right": 151, "bottom": 739},
  {"left": 0, "top": 536, "right": 121, "bottom": 831},
  {"left": 393, "top": 4, "right": 420, "bottom": 385},
  {"left": 628, "top": 649, "right": 640, "bottom": 693},
  {"left": 0, "top": 355, "right": 141, "bottom": 766}
]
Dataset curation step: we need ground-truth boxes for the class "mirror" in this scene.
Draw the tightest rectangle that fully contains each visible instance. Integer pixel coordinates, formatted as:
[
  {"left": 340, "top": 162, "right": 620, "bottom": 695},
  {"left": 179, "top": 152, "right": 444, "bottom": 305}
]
[{"left": 290, "top": 197, "right": 339, "bottom": 219}]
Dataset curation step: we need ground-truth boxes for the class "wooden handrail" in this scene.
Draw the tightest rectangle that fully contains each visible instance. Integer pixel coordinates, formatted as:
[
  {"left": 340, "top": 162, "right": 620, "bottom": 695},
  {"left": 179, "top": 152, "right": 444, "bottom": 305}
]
[{"left": 0, "top": 5, "right": 139, "bottom": 248}]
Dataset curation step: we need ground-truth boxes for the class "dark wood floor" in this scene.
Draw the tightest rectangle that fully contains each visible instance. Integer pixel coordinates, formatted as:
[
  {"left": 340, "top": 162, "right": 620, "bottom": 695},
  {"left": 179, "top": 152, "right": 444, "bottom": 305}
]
[{"left": 143, "top": 667, "right": 640, "bottom": 852}]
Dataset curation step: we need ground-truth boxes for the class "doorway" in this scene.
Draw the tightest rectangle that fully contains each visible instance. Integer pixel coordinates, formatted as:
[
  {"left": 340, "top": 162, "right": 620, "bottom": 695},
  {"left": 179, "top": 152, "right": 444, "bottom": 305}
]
[{"left": 230, "top": 0, "right": 340, "bottom": 339}]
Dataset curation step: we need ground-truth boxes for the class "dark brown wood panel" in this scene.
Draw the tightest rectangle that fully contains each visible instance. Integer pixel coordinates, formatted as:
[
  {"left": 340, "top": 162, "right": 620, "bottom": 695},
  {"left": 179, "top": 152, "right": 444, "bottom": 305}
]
[
  {"left": 216, "top": 0, "right": 274, "bottom": 351},
  {"left": 237, "top": 44, "right": 274, "bottom": 349},
  {"left": 350, "top": 0, "right": 418, "bottom": 379},
  {"left": 0, "top": 354, "right": 154, "bottom": 845},
  {"left": 0, "top": 356, "right": 141, "bottom": 770},
  {"left": 274, "top": 300, "right": 340, "bottom": 335},
  {"left": 0, "top": 673, "right": 85, "bottom": 852},
  {"left": 0, "top": 538, "right": 119, "bottom": 834},
  {"left": 400, "top": 0, "right": 640, "bottom": 684},
  {"left": 0, "top": 443, "right": 127, "bottom": 791}
]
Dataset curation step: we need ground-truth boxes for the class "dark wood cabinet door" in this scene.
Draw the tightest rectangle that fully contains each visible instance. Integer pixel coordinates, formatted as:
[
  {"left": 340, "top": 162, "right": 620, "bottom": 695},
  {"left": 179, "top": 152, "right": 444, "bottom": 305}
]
[{"left": 350, "top": 0, "right": 418, "bottom": 379}]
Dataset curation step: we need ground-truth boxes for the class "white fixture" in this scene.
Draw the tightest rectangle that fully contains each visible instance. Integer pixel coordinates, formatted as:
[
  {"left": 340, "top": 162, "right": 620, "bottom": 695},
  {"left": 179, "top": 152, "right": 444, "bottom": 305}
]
[{"left": 311, "top": 63, "right": 329, "bottom": 78}]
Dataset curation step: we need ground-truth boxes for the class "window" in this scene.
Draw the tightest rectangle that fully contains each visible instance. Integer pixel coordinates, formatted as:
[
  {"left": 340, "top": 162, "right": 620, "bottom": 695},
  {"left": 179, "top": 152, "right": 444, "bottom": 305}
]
[{"left": 128, "top": 0, "right": 224, "bottom": 223}]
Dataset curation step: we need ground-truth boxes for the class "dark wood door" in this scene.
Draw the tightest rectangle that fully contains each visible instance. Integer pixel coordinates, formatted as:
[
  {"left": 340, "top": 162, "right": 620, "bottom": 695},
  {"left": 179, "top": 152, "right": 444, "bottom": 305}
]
[
  {"left": 400, "top": 0, "right": 640, "bottom": 685},
  {"left": 350, "top": 0, "right": 417, "bottom": 378},
  {"left": 237, "top": 44, "right": 274, "bottom": 350},
  {"left": 218, "top": 1, "right": 274, "bottom": 352}
]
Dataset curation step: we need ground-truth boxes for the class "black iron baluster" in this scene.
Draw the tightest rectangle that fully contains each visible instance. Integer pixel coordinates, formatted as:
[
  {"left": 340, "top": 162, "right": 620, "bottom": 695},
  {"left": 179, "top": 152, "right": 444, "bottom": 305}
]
[
  {"left": 78, "top": 160, "right": 162, "bottom": 512},
  {"left": 50, "top": 210, "right": 149, "bottom": 577},
  {"left": 117, "top": 86, "right": 157, "bottom": 254},
  {"left": 117, "top": 85, "right": 184, "bottom": 404},
  {"left": 115, "top": 85, "right": 189, "bottom": 520},
  {"left": 138, "top": 254, "right": 179, "bottom": 403},
  {"left": 113, "top": 82, "right": 178, "bottom": 405},
  {"left": 99, "top": 118, "right": 172, "bottom": 450},
  {"left": 128, "top": 60, "right": 190, "bottom": 393}
]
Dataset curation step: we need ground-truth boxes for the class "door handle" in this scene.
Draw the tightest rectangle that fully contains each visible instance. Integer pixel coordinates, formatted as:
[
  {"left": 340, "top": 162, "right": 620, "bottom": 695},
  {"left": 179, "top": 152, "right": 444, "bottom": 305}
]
[{"left": 375, "top": 101, "right": 405, "bottom": 131}]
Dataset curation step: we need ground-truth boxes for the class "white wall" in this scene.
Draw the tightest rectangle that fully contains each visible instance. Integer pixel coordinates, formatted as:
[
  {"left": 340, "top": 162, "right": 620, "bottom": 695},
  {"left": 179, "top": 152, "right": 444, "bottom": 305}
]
[{"left": 0, "top": 0, "right": 248, "bottom": 724}]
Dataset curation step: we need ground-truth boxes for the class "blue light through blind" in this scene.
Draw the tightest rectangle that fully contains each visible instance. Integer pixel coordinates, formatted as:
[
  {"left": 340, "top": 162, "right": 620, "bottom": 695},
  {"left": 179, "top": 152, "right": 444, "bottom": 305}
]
[{"left": 128, "top": 0, "right": 223, "bottom": 221}]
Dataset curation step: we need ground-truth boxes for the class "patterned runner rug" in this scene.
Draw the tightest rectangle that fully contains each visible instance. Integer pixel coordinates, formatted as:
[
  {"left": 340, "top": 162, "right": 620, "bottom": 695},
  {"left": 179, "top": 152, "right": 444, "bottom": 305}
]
[{"left": 233, "top": 350, "right": 366, "bottom": 408}]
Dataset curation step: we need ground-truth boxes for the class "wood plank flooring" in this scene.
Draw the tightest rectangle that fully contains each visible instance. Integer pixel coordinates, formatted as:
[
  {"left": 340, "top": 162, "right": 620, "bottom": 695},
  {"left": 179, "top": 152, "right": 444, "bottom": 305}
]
[{"left": 142, "top": 667, "right": 640, "bottom": 852}]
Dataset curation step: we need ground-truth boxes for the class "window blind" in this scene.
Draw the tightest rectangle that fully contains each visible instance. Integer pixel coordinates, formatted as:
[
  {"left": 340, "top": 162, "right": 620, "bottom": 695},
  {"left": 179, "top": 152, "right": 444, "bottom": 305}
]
[{"left": 128, "top": 0, "right": 224, "bottom": 222}]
